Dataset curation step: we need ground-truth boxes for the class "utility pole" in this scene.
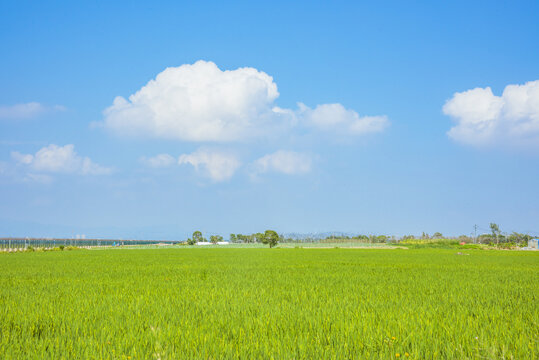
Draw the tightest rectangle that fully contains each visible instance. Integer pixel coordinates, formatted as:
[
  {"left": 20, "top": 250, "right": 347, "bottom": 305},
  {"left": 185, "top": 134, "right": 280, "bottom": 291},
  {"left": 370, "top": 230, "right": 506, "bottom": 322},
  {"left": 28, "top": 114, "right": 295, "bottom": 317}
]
[{"left": 474, "top": 224, "right": 478, "bottom": 244}]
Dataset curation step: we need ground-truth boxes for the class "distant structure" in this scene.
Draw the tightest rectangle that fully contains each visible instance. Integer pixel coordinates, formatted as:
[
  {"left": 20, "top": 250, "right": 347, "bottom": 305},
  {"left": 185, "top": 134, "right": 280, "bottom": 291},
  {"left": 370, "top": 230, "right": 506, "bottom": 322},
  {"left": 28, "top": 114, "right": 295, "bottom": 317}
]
[
  {"left": 196, "top": 241, "right": 229, "bottom": 246},
  {"left": 521, "top": 238, "right": 539, "bottom": 250}
]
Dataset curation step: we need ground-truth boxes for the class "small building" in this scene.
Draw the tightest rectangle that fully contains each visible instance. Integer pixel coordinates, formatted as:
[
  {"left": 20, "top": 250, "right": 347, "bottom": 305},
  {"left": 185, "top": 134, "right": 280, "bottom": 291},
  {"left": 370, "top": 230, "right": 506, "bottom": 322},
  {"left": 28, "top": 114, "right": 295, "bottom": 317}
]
[
  {"left": 195, "top": 242, "right": 212, "bottom": 246},
  {"left": 528, "top": 239, "right": 539, "bottom": 250},
  {"left": 217, "top": 241, "right": 229, "bottom": 245}
]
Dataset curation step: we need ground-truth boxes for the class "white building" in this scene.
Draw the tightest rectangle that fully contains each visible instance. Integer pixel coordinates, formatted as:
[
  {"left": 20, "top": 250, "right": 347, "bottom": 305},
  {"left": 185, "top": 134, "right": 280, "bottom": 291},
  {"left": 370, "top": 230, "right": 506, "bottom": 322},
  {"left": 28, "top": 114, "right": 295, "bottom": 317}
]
[{"left": 195, "top": 241, "right": 230, "bottom": 245}]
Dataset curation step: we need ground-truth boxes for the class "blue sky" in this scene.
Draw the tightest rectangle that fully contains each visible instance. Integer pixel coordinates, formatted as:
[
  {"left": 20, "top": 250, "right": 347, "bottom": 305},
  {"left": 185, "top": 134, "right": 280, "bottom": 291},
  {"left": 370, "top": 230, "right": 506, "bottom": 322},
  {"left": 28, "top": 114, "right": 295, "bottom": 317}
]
[{"left": 1, "top": 1, "right": 538, "bottom": 239}]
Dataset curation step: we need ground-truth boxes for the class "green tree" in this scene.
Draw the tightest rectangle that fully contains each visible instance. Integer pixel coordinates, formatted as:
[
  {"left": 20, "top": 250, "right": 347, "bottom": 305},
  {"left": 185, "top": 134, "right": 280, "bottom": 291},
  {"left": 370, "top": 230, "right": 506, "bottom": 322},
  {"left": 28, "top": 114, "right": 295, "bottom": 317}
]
[
  {"left": 210, "top": 235, "right": 223, "bottom": 244},
  {"left": 230, "top": 234, "right": 237, "bottom": 243},
  {"left": 254, "top": 232, "right": 265, "bottom": 243},
  {"left": 192, "top": 231, "right": 205, "bottom": 244},
  {"left": 490, "top": 223, "right": 500, "bottom": 245},
  {"left": 262, "top": 230, "right": 279, "bottom": 248},
  {"left": 432, "top": 232, "right": 443, "bottom": 239},
  {"left": 236, "top": 234, "right": 246, "bottom": 243}
]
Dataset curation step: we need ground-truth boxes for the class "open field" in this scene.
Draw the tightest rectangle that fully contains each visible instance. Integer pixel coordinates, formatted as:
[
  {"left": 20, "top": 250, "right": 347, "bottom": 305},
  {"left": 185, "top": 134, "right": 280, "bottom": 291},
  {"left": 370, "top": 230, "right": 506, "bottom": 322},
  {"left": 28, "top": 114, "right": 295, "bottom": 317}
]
[{"left": 1, "top": 248, "right": 537, "bottom": 359}]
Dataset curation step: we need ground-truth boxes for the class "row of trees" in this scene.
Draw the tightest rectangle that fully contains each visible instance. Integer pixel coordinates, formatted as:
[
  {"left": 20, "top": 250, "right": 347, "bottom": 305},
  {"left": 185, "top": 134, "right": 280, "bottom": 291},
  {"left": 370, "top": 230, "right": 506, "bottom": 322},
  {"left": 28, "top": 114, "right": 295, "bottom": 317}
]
[
  {"left": 185, "top": 224, "right": 533, "bottom": 247},
  {"left": 186, "top": 231, "right": 223, "bottom": 245},
  {"left": 229, "top": 232, "right": 281, "bottom": 247},
  {"left": 321, "top": 234, "right": 390, "bottom": 243},
  {"left": 230, "top": 233, "right": 266, "bottom": 243},
  {"left": 478, "top": 226, "right": 533, "bottom": 245},
  {"left": 187, "top": 230, "right": 280, "bottom": 248},
  {"left": 407, "top": 224, "right": 533, "bottom": 245}
]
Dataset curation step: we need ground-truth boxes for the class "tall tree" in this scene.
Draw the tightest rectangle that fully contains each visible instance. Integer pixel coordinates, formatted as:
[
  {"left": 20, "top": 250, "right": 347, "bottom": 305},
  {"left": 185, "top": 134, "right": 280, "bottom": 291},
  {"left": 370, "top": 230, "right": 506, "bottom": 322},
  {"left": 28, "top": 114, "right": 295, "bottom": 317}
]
[
  {"left": 192, "top": 231, "right": 204, "bottom": 244},
  {"left": 262, "top": 230, "right": 279, "bottom": 248},
  {"left": 490, "top": 223, "right": 500, "bottom": 245},
  {"left": 210, "top": 235, "right": 223, "bottom": 244}
]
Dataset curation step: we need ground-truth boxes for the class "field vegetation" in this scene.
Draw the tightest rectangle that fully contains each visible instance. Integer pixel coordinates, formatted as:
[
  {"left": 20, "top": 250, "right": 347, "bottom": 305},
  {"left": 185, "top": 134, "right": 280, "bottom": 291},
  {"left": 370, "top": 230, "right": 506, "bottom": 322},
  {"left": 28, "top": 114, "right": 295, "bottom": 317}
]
[{"left": 0, "top": 248, "right": 537, "bottom": 359}]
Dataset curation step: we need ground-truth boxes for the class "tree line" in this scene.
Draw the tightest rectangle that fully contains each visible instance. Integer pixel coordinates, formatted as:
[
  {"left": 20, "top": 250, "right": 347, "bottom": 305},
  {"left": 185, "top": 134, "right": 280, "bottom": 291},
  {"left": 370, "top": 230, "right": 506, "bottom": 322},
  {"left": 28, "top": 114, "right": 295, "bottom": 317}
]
[
  {"left": 184, "top": 223, "right": 534, "bottom": 248},
  {"left": 187, "top": 230, "right": 280, "bottom": 248}
]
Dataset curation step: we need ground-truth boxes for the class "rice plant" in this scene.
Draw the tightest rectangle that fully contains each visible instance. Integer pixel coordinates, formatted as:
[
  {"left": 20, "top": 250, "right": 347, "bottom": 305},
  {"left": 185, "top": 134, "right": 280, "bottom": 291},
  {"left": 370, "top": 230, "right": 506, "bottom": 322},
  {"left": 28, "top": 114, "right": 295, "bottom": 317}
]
[{"left": 0, "top": 248, "right": 537, "bottom": 359}]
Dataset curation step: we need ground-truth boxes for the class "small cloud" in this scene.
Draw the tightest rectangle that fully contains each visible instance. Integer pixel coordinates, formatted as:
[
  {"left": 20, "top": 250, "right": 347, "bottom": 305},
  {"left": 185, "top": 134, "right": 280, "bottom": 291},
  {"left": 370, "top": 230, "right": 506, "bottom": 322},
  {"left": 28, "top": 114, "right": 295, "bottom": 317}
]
[
  {"left": 444, "top": 80, "right": 539, "bottom": 150},
  {"left": 11, "top": 144, "right": 112, "bottom": 176},
  {"left": 11, "top": 151, "right": 33, "bottom": 165},
  {"left": 252, "top": 150, "right": 312, "bottom": 176},
  {"left": 23, "top": 173, "right": 53, "bottom": 184},
  {"left": 298, "top": 103, "right": 389, "bottom": 135},
  {"left": 140, "top": 153, "right": 176, "bottom": 168},
  {"left": 0, "top": 102, "right": 66, "bottom": 120},
  {"left": 178, "top": 148, "right": 241, "bottom": 181},
  {"left": 0, "top": 140, "right": 47, "bottom": 146}
]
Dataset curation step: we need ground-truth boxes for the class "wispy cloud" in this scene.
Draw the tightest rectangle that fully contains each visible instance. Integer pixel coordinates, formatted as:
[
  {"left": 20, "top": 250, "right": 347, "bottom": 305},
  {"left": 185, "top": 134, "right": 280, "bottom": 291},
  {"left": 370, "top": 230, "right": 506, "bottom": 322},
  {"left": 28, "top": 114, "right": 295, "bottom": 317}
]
[
  {"left": 178, "top": 148, "right": 241, "bottom": 182},
  {"left": 297, "top": 102, "right": 389, "bottom": 135},
  {"left": 140, "top": 154, "right": 176, "bottom": 168},
  {"left": 0, "top": 102, "right": 66, "bottom": 120},
  {"left": 11, "top": 144, "right": 112, "bottom": 177},
  {"left": 251, "top": 150, "right": 312, "bottom": 176}
]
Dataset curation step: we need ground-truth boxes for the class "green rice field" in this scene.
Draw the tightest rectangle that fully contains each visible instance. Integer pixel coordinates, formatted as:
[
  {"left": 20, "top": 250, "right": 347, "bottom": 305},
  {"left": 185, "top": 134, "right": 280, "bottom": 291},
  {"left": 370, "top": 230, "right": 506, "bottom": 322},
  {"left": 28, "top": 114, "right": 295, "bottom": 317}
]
[{"left": 0, "top": 248, "right": 537, "bottom": 359}]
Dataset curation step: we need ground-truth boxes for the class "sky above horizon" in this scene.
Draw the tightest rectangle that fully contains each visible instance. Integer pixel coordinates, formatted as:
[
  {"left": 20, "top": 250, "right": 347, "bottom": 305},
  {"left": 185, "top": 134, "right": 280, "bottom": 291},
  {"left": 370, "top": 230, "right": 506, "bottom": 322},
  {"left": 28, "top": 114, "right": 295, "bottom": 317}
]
[{"left": 1, "top": 1, "right": 538, "bottom": 240}]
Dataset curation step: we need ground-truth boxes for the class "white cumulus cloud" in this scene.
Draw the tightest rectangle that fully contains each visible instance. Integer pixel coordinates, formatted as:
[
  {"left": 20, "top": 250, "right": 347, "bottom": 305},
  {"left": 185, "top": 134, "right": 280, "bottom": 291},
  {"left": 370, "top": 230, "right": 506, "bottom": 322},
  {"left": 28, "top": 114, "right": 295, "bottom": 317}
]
[
  {"left": 444, "top": 80, "right": 539, "bottom": 149},
  {"left": 103, "top": 60, "right": 280, "bottom": 141},
  {"left": 178, "top": 148, "right": 241, "bottom": 181},
  {"left": 11, "top": 144, "right": 112, "bottom": 176},
  {"left": 0, "top": 102, "right": 65, "bottom": 120},
  {"left": 252, "top": 150, "right": 312, "bottom": 175},
  {"left": 140, "top": 153, "right": 176, "bottom": 168},
  {"left": 298, "top": 103, "right": 389, "bottom": 135},
  {"left": 101, "top": 60, "right": 389, "bottom": 142}
]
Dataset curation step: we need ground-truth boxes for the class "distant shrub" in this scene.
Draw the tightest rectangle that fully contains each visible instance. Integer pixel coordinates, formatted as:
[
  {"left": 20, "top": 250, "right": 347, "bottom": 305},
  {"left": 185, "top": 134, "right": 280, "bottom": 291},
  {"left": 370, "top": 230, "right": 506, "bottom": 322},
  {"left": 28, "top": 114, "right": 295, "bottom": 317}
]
[
  {"left": 400, "top": 239, "right": 461, "bottom": 249},
  {"left": 26, "top": 246, "right": 35, "bottom": 252},
  {"left": 59, "top": 245, "right": 65, "bottom": 251},
  {"left": 459, "top": 244, "right": 481, "bottom": 250},
  {"left": 496, "top": 242, "right": 516, "bottom": 250}
]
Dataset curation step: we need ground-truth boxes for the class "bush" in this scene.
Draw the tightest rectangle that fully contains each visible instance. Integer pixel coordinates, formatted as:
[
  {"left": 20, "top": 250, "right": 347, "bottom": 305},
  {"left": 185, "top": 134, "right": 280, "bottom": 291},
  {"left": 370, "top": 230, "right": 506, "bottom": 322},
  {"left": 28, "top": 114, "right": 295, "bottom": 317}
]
[
  {"left": 400, "top": 239, "right": 460, "bottom": 249},
  {"left": 459, "top": 244, "right": 481, "bottom": 249},
  {"left": 59, "top": 245, "right": 65, "bottom": 251}
]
